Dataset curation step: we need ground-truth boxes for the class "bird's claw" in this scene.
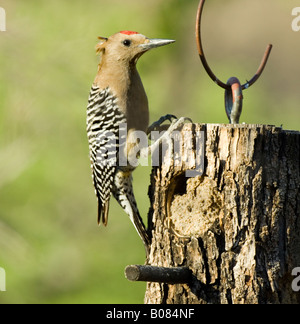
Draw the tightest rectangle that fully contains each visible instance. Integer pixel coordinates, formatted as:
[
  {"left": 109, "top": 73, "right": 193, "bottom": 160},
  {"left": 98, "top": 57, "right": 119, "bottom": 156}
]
[
  {"left": 147, "top": 115, "right": 192, "bottom": 135},
  {"left": 147, "top": 114, "right": 178, "bottom": 134}
]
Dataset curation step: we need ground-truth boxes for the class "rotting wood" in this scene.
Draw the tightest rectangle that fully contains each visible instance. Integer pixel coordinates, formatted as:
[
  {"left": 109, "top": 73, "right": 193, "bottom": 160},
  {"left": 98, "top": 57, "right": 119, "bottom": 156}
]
[{"left": 144, "top": 123, "right": 300, "bottom": 304}]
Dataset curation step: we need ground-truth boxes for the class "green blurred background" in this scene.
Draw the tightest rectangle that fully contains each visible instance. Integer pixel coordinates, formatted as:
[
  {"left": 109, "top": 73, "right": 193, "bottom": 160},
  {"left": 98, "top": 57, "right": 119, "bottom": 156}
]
[{"left": 0, "top": 0, "right": 299, "bottom": 304}]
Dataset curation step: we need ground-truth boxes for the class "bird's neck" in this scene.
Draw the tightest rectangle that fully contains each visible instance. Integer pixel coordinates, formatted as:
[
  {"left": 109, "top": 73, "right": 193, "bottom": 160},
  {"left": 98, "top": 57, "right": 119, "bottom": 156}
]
[{"left": 94, "top": 59, "right": 147, "bottom": 114}]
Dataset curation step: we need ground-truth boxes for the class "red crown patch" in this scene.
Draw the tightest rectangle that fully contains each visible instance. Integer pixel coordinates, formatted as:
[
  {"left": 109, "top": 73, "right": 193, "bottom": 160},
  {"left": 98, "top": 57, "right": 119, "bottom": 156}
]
[{"left": 120, "top": 31, "right": 139, "bottom": 35}]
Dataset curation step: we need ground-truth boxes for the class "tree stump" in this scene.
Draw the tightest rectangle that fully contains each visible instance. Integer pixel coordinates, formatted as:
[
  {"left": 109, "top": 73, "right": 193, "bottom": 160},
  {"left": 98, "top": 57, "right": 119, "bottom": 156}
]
[{"left": 145, "top": 124, "right": 300, "bottom": 304}]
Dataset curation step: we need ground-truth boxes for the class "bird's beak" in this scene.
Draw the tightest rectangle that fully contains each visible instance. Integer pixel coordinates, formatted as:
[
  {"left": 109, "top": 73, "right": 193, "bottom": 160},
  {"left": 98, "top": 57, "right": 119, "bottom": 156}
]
[{"left": 139, "top": 38, "right": 176, "bottom": 51}]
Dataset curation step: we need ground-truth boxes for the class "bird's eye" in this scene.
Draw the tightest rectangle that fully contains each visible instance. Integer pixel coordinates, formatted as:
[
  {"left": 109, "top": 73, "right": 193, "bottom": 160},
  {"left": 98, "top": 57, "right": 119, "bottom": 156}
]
[{"left": 123, "top": 39, "right": 132, "bottom": 47}]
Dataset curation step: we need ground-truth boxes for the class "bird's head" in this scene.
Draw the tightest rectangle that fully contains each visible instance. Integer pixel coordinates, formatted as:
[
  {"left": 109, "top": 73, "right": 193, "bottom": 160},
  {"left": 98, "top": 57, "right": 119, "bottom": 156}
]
[{"left": 96, "top": 31, "right": 175, "bottom": 66}]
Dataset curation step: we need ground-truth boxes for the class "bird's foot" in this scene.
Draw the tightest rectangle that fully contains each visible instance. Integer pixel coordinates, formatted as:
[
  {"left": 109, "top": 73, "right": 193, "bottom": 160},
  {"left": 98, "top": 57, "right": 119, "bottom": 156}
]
[
  {"left": 147, "top": 114, "right": 178, "bottom": 135},
  {"left": 141, "top": 116, "right": 193, "bottom": 160}
]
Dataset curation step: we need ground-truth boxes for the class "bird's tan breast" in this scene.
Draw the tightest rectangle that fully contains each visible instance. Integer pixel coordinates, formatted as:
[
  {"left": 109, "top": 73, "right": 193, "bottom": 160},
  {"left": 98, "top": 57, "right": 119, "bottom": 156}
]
[
  {"left": 126, "top": 71, "right": 149, "bottom": 133},
  {"left": 94, "top": 65, "right": 149, "bottom": 133}
]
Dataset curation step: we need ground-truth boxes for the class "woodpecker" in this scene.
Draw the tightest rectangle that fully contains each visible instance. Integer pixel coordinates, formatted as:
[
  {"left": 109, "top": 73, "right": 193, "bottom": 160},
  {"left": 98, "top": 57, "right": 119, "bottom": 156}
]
[{"left": 86, "top": 31, "right": 175, "bottom": 254}]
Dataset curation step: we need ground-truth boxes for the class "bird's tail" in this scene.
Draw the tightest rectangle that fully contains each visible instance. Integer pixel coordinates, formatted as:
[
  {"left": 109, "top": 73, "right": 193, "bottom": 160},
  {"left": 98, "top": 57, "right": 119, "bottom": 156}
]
[
  {"left": 112, "top": 170, "right": 150, "bottom": 255},
  {"left": 126, "top": 203, "right": 150, "bottom": 257},
  {"left": 98, "top": 199, "right": 110, "bottom": 226},
  {"left": 131, "top": 207, "right": 151, "bottom": 248}
]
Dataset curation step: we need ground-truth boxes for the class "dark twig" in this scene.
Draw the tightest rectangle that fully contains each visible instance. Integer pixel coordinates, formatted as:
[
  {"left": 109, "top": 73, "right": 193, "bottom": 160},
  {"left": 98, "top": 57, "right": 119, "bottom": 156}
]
[{"left": 125, "top": 265, "right": 192, "bottom": 284}]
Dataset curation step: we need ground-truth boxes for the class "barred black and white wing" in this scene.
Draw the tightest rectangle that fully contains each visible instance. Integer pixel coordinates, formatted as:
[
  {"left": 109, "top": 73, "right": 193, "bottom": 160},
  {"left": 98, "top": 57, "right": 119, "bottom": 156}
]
[{"left": 87, "top": 85, "right": 127, "bottom": 226}]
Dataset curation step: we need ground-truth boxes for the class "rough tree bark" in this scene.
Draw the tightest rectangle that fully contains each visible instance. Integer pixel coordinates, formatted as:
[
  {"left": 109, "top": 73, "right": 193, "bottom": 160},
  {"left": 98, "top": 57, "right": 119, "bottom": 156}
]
[{"left": 144, "top": 124, "right": 300, "bottom": 304}]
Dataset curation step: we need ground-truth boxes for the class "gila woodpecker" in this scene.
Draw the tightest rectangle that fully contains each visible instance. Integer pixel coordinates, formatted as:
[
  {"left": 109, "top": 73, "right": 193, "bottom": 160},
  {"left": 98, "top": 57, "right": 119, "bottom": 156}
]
[{"left": 86, "top": 31, "right": 175, "bottom": 254}]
